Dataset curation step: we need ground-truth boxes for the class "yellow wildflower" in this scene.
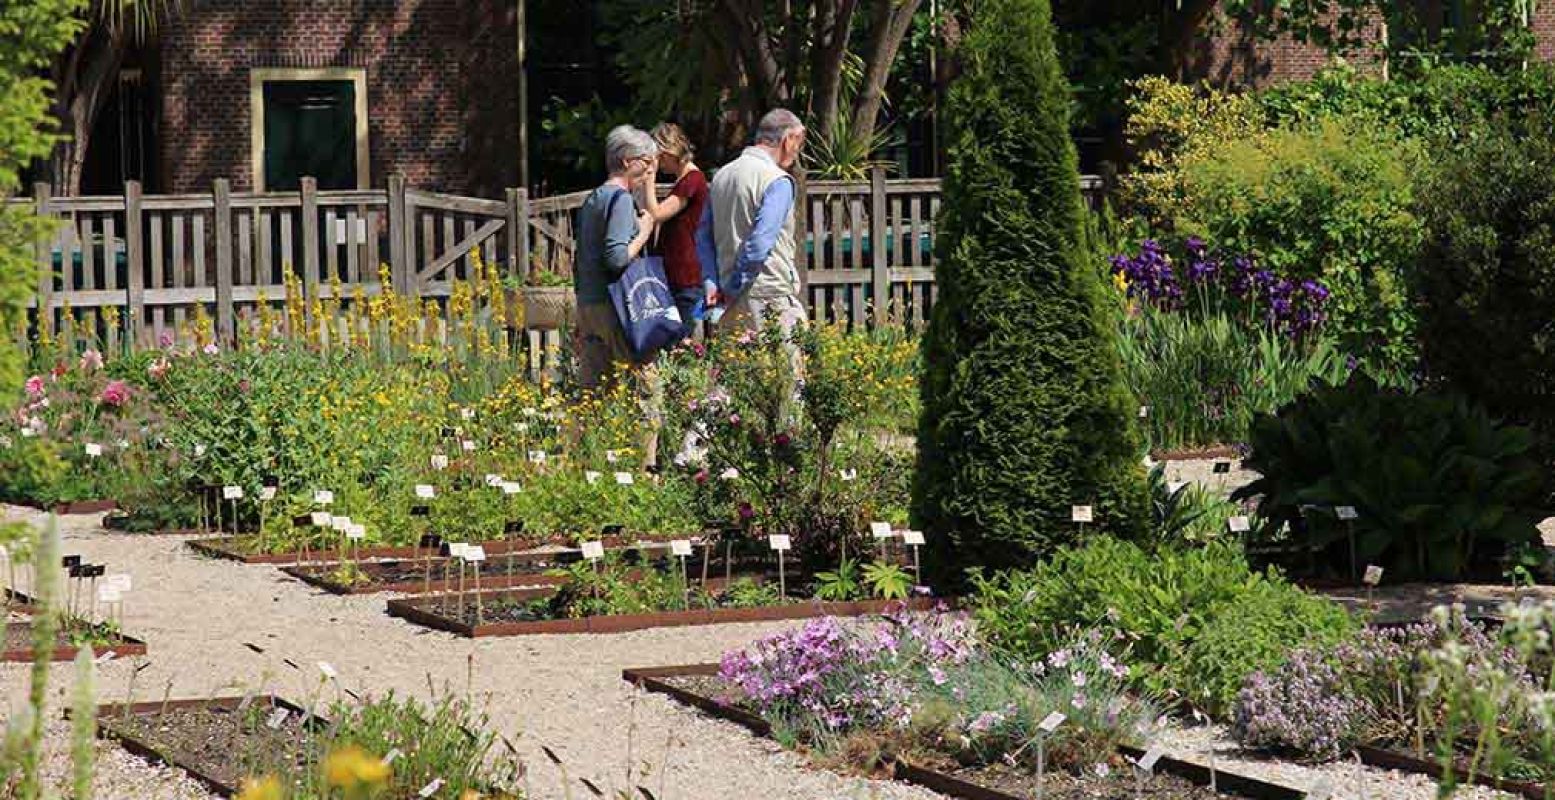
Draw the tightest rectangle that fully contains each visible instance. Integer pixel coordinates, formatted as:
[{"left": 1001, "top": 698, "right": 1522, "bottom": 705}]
[
  {"left": 324, "top": 744, "right": 391, "bottom": 790},
  {"left": 236, "top": 776, "right": 285, "bottom": 800}
]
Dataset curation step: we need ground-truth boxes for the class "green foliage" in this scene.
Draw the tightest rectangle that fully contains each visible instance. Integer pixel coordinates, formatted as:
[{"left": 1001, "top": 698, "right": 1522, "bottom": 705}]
[
  {"left": 1235, "top": 375, "right": 1549, "bottom": 582},
  {"left": 1118, "top": 306, "right": 1356, "bottom": 450},
  {"left": 915, "top": 0, "right": 1146, "bottom": 583},
  {"left": 969, "top": 536, "right": 1353, "bottom": 713},
  {"left": 1170, "top": 120, "right": 1423, "bottom": 373},
  {"left": 814, "top": 557, "right": 863, "bottom": 601},
  {"left": 861, "top": 561, "right": 911, "bottom": 600},
  {"left": 1414, "top": 118, "right": 1555, "bottom": 446},
  {"left": 1144, "top": 462, "right": 1238, "bottom": 545},
  {"left": 1174, "top": 580, "right": 1356, "bottom": 716},
  {"left": 723, "top": 577, "right": 782, "bottom": 609},
  {"left": 320, "top": 692, "right": 523, "bottom": 798},
  {"left": 0, "top": 0, "right": 84, "bottom": 399}
]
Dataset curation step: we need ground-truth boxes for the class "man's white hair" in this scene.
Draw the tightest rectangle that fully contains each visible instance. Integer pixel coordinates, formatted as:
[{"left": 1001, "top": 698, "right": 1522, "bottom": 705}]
[{"left": 753, "top": 109, "right": 804, "bottom": 145}]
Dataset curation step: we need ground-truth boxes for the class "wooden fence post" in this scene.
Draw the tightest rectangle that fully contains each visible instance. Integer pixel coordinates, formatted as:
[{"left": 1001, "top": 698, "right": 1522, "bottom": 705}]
[
  {"left": 300, "top": 177, "right": 320, "bottom": 311},
  {"left": 124, "top": 181, "right": 144, "bottom": 347},
  {"left": 794, "top": 172, "right": 809, "bottom": 297},
  {"left": 507, "top": 187, "right": 530, "bottom": 280},
  {"left": 388, "top": 174, "right": 407, "bottom": 291},
  {"left": 213, "top": 179, "right": 235, "bottom": 345},
  {"left": 869, "top": 166, "right": 889, "bottom": 329},
  {"left": 33, "top": 183, "right": 54, "bottom": 338}
]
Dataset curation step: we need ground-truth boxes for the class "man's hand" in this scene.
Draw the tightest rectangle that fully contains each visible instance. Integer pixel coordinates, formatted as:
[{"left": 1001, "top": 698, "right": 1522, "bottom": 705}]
[{"left": 704, "top": 285, "right": 722, "bottom": 307}]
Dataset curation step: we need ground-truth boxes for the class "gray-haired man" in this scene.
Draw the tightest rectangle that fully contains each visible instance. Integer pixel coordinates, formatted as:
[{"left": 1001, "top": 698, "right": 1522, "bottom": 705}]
[{"left": 695, "top": 109, "right": 808, "bottom": 370}]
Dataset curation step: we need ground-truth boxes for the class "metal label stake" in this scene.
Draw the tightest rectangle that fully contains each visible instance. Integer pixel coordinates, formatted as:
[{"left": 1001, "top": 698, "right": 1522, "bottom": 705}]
[
  {"left": 671, "top": 540, "right": 693, "bottom": 609},
  {"left": 769, "top": 535, "right": 791, "bottom": 598}
]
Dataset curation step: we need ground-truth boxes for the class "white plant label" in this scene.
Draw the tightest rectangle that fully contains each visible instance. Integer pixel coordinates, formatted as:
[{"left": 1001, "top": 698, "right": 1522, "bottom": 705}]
[
  {"left": 223, "top": 485, "right": 244, "bottom": 500},
  {"left": 500, "top": 482, "right": 522, "bottom": 495},
  {"left": 94, "top": 650, "right": 117, "bottom": 665},
  {"left": 97, "top": 586, "right": 121, "bottom": 604},
  {"left": 1336, "top": 505, "right": 1359, "bottom": 521},
  {"left": 1039, "top": 711, "right": 1067, "bottom": 733},
  {"left": 515, "top": 422, "right": 530, "bottom": 433},
  {"left": 528, "top": 450, "right": 547, "bottom": 464},
  {"left": 1363, "top": 565, "right": 1384, "bottom": 586},
  {"left": 1227, "top": 516, "right": 1251, "bottom": 533},
  {"left": 484, "top": 473, "right": 503, "bottom": 487},
  {"left": 331, "top": 516, "right": 353, "bottom": 531},
  {"left": 382, "top": 748, "right": 402, "bottom": 766},
  {"left": 605, "top": 450, "right": 620, "bottom": 463},
  {"left": 430, "top": 454, "right": 449, "bottom": 471},
  {"left": 317, "top": 661, "right": 338, "bottom": 680},
  {"left": 448, "top": 543, "right": 468, "bottom": 559},
  {"left": 1138, "top": 405, "right": 1150, "bottom": 418},
  {"left": 466, "top": 546, "right": 487, "bottom": 563},
  {"left": 116, "top": 438, "right": 129, "bottom": 450},
  {"left": 237, "top": 693, "right": 254, "bottom": 712},
  {"left": 310, "top": 511, "right": 332, "bottom": 527},
  {"left": 259, "top": 486, "right": 277, "bottom": 501},
  {"left": 903, "top": 530, "right": 926, "bottom": 546},
  {"left": 265, "top": 708, "right": 290, "bottom": 730},
  {"left": 670, "top": 540, "right": 693, "bottom": 557},
  {"left": 585, "top": 471, "right": 602, "bottom": 485},
  {"left": 460, "top": 407, "right": 475, "bottom": 421},
  {"left": 614, "top": 472, "right": 634, "bottom": 486},
  {"left": 581, "top": 541, "right": 605, "bottom": 561},
  {"left": 461, "top": 440, "right": 476, "bottom": 452},
  {"left": 314, "top": 490, "right": 334, "bottom": 505},
  {"left": 415, "top": 484, "right": 436, "bottom": 499},
  {"left": 107, "top": 574, "right": 131, "bottom": 592},
  {"left": 870, "top": 521, "right": 894, "bottom": 539},
  {"left": 839, "top": 468, "right": 857, "bottom": 482},
  {"left": 84, "top": 443, "right": 102, "bottom": 457},
  {"left": 1071, "top": 505, "right": 1094, "bottom": 523},
  {"left": 768, "top": 534, "right": 792, "bottom": 552},
  {"left": 418, "top": 779, "right": 444, "bottom": 798},
  {"left": 1136, "top": 744, "right": 1167, "bottom": 772},
  {"left": 346, "top": 524, "right": 366, "bottom": 540}
]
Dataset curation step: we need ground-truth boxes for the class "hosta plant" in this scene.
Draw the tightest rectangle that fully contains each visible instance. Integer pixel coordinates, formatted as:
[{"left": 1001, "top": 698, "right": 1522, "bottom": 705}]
[{"left": 1235, "top": 374, "right": 1550, "bottom": 582}]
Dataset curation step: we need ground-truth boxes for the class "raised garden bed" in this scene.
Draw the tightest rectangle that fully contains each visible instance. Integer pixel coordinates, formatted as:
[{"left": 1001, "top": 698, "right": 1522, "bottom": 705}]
[
  {"left": 7, "top": 498, "right": 120, "bottom": 515},
  {"left": 1149, "top": 444, "right": 1243, "bottom": 462},
  {"left": 187, "top": 533, "right": 682, "bottom": 565},
  {"left": 281, "top": 550, "right": 582, "bottom": 595},
  {"left": 388, "top": 587, "right": 940, "bottom": 637},
  {"left": 1356, "top": 744, "right": 1543, "bottom": 800},
  {"left": 2, "top": 619, "right": 147, "bottom": 662},
  {"left": 87, "top": 695, "right": 317, "bottom": 797},
  {"left": 621, "top": 664, "right": 1305, "bottom": 800}
]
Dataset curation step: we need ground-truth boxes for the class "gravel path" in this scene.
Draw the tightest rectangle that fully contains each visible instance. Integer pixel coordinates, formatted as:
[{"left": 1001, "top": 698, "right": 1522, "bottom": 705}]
[{"left": 0, "top": 506, "right": 1491, "bottom": 800}]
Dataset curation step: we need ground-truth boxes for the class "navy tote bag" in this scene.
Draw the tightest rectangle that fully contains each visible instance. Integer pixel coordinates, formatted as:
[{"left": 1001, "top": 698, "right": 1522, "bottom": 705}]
[{"left": 598, "top": 190, "right": 682, "bottom": 359}]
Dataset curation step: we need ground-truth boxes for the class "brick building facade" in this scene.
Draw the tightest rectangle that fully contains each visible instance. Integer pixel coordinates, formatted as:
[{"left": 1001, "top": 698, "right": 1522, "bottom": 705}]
[{"left": 155, "top": 0, "right": 518, "bottom": 196}]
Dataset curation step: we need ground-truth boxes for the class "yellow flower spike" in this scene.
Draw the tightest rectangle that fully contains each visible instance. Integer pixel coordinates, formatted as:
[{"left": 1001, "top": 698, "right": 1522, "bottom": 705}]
[
  {"left": 324, "top": 744, "right": 391, "bottom": 789},
  {"left": 236, "top": 776, "right": 285, "bottom": 800}
]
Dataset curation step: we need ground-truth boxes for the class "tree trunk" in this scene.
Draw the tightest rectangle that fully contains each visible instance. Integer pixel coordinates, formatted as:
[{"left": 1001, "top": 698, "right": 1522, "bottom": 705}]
[
  {"left": 809, "top": 0, "right": 860, "bottom": 136},
  {"left": 718, "top": 0, "right": 789, "bottom": 112},
  {"left": 49, "top": 28, "right": 128, "bottom": 195},
  {"left": 1164, "top": 0, "right": 1219, "bottom": 81},
  {"left": 847, "top": 0, "right": 924, "bottom": 148}
]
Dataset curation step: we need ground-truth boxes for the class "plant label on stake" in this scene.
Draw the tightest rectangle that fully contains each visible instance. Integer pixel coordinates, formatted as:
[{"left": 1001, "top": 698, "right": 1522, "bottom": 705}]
[
  {"left": 484, "top": 473, "right": 503, "bottom": 488},
  {"left": 671, "top": 539, "right": 693, "bottom": 608},
  {"left": 1363, "top": 565, "right": 1383, "bottom": 585},
  {"left": 259, "top": 486, "right": 276, "bottom": 502},
  {"left": 1336, "top": 506, "right": 1359, "bottom": 521},
  {"left": 1071, "top": 505, "right": 1093, "bottom": 525},
  {"left": 1133, "top": 743, "right": 1167, "bottom": 800},
  {"left": 1036, "top": 711, "right": 1065, "bottom": 800},
  {"left": 382, "top": 748, "right": 401, "bottom": 766},
  {"left": 528, "top": 450, "right": 547, "bottom": 465},
  {"left": 265, "top": 707, "right": 290, "bottom": 730},
  {"left": 581, "top": 541, "right": 605, "bottom": 561},
  {"left": 314, "top": 490, "right": 334, "bottom": 506},
  {"left": 430, "top": 454, "right": 449, "bottom": 471},
  {"left": 614, "top": 471, "right": 634, "bottom": 486},
  {"left": 839, "top": 468, "right": 857, "bottom": 482},
  {"left": 501, "top": 481, "right": 522, "bottom": 495},
  {"left": 415, "top": 484, "right": 436, "bottom": 499},
  {"left": 1138, "top": 405, "right": 1149, "bottom": 419},
  {"left": 585, "top": 471, "right": 601, "bottom": 485},
  {"left": 769, "top": 535, "right": 791, "bottom": 597},
  {"left": 85, "top": 442, "right": 102, "bottom": 458},
  {"left": 417, "top": 779, "right": 444, "bottom": 799},
  {"left": 1227, "top": 516, "right": 1251, "bottom": 534},
  {"left": 223, "top": 485, "right": 244, "bottom": 500},
  {"left": 467, "top": 545, "right": 486, "bottom": 622},
  {"left": 903, "top": 530, "right": 926, "bottom": 578},
  {"left": 461, "top": 439, "right": 476, "bottom": 452},
  {"left": 605, "top": 449, "right": 620, "bottom": 464},
  {"left": 870, "top": 521, "right": 893, "bottom": 560},
  {"left": 310, "top": 511, "right": 332, "bottom": 528}
]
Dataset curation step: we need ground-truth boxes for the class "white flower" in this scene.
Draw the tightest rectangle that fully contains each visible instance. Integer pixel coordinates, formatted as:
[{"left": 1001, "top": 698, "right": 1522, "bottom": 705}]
[
  {"left": 1093, "top": 763, "right": 1110, "bottom": 778},
  {"left": 720, "top": 467, "right": 740, "bottom": 480},
  {"left": 1071, "top": 672, "right": 1087, "bottom": 688}
]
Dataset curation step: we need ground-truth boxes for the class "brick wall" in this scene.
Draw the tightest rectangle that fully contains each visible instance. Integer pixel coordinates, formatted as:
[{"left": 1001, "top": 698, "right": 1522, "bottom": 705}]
[
  {"left": 158, "top": 0, "right": 517, "bottom": 195},
  {"left": 1188, "top": 3, "right": 1383, "bottom": 88}
]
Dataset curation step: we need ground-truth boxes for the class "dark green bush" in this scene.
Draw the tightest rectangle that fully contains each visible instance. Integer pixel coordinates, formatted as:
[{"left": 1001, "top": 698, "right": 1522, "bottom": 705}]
[
  {"left": 1234, "top": 375, "right": 1549, "bottom": 582},
  {"left": 970, "top": 537, "right": 1354, "bottom": 715},
  {"left": 914, "top": 0, "right": 1145, "bottom": 583},
  {"left": 1415, "top": 119, "right": 1555, "bottom": 445}
]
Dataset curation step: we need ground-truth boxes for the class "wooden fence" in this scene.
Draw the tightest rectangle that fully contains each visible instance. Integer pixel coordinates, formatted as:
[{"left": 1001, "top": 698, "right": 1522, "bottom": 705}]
[{"left": 17, "top": 168, "right": 1104, "bottom": 352}]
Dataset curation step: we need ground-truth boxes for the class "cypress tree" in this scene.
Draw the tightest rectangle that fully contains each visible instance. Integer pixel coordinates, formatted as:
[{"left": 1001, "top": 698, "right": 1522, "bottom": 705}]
[{"left": 913, "top": 0, "right": 1146, "bottom": 583}]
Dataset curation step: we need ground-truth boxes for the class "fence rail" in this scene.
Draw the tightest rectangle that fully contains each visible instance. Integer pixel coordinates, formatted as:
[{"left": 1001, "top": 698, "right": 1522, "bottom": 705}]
[{"left": 16, "top": 168, "right": 1104, "bottom": 353}]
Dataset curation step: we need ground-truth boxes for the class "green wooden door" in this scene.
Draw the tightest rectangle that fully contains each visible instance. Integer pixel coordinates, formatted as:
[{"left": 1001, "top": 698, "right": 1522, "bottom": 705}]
[{"left": 262, "top": 80, "right": 358, "bottom": 191}]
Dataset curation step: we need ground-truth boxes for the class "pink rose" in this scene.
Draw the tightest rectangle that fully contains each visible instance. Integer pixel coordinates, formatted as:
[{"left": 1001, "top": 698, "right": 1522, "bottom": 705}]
[
  {"left": 79, "top": 349, "right": 103, "bottom": 372},
  {"left": 23, "top": 375, "right": 43, "bottom": 398},
  {"left": 100, "top": 380, "right": 131, "bottom": 408}
]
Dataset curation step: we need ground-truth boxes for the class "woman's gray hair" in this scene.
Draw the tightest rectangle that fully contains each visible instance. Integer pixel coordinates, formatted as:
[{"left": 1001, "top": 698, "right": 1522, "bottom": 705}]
[
  {"left": 753, "top": 109, "right": 804, "bottom": 145},
  {"left": 605, "top": 125, "right": 659, "bottom": 174}
]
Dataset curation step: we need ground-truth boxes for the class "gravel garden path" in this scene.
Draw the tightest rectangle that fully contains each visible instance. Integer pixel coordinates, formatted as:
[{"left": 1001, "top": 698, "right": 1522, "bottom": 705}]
[{"left": 0, "top": 507, "right": 1510, "bottom": 800}]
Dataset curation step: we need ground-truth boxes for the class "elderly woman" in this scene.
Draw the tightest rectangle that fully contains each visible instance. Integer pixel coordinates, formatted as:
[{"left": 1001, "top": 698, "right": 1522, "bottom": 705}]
[{"left": 574, "top": 125, "right": 661, "bottom": 466}]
